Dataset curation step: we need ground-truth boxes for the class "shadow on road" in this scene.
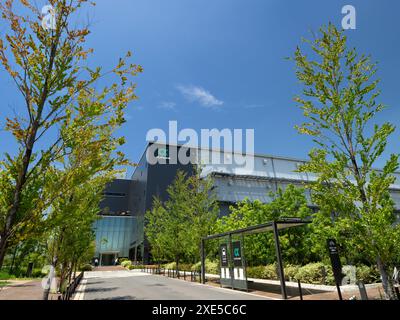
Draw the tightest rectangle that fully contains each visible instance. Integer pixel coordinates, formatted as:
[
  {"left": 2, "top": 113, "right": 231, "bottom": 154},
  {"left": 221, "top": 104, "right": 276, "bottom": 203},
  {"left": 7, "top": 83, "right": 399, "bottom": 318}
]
[
  {"left": 94, "top": 295, "right": 140, "bottom": 300},
  {"left": 84, "top": 287, "right": 119, "bottom": 293}
]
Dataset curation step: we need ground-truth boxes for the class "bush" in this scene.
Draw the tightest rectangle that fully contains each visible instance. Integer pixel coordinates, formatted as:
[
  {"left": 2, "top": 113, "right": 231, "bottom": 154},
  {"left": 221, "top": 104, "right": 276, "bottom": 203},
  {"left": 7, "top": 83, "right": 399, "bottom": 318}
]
[
  {"left": 30, "top": 268, "right": 47, "bottom": 278},
  {"left": 0, "top": 271, "right": 15, "bottom": 280},
  {"left": 295, "top": 262, "right": 327, "bottom": 285},
  {"left": 80, "top": 264, "right": 93, "bottom": 272},
  {"left": 163, "top": 262, "right": 177, "bottom": 270},
  {"left": 121, "top": 260, "right": 132, "bottom": 268},
  {"left": 246, "top": 264, "right": 277, "bottom": 280},
  {"left": 191, "top": 262, "right": 201, "bottom": 272},
  {"left": 118, "top": 258, "right": 129, "bottom": 264},
  {"left": 356, "top": 265, "right": 380, "bottom": 284},
  {"left": 191, "top": 260, "right": 219, "bottom": 274},
  {"left": 205, "top": 260, "right": 219, "bottom": 274},
  {"left": 179, "top": 263, "right": 193, "bottom": 271},
  {"left": 247, "top": 266, "right": 265, "bottom": 279},
  {"left": 128, "top": 264, "right": 143, "bottom": 270},
  {"left": 263, "top": 264, "right": 278, "bottom": 280},
  {"left": 284, "top": 264, "right": 300, "bottom": 281}
]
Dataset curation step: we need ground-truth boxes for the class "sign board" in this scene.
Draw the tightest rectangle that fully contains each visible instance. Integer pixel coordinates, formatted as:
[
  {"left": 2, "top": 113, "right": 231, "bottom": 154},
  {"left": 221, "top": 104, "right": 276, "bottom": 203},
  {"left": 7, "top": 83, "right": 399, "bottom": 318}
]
[
  {"left": 219, "top": 243, "right": 231, "bottom": 287},
  {"left": 232, "top": 241, "right": 242, "bottom": 267},
  {"left": 327, "top": 239, "right": 344, "bottom": 285},
  {"left": 220, "top": 244, "right": 229, "bottom": 267},
  {"left": 231, "top": 240, "right": 247, "bottom": 291}
]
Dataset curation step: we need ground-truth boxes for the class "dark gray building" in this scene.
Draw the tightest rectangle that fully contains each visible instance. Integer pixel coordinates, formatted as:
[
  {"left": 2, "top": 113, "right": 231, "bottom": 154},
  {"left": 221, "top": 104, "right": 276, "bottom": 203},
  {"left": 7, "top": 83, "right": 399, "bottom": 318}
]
[{"left": 95, "top": 141, "right": 400, "bottom": 265}]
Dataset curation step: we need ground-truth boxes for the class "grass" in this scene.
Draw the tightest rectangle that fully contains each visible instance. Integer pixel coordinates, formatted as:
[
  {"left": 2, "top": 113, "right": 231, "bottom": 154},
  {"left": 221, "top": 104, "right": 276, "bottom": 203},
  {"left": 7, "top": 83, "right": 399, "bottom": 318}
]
[{"left": 0, "top": 281, "right": 9, "bottom": 287}]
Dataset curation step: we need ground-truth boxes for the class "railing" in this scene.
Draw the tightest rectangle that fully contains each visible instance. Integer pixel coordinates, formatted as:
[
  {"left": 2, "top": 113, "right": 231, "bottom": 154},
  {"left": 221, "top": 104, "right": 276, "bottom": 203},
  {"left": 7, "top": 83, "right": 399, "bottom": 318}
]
[
  {"left": 141, "top": 265, "right": 201, "bottom": 283},
  {"left": 59, "top": 271, "right": 84, "bottom": 300}
]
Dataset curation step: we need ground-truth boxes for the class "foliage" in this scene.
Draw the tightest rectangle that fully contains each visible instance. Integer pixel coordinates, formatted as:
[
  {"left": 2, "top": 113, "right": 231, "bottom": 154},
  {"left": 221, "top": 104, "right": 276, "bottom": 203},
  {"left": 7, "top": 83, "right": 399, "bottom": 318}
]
[
  {"left": 216, "top": 185, "right": 314, "bottom": 266},
  {"left": 163, "top": 262, "right": 177, "bottom": 270},
  {"left": 118, "top": 258, "right": 129, "bottom": 264},
  {"left": 80, "top": 264, "right": 93, "bottom": 272},
  {"left": 128, "top": 264, "right": 143, "bottom": 270},
  {"left": 0, "top": 0, "right": 142, "bottom": 268},
  {"left": 145, "top": 168, "right": 219, "bottom": 267},
  {"left": 284, "top": 264, "right": 301, "bottom": 282},
  {"left": 190, "top": 259, "right": 219, "bottom": 274},
  {"left": 292, "top": 23, "right": 400, "bottom": 299},
  {"left": 121, "top": 260, "right": 132, "bottom": 268},
  {"left": 356, "top": 265, "right": 380, "bottom": 283},
  {"left": 294, "top": 263, "right": 328, "bottom": 285}
]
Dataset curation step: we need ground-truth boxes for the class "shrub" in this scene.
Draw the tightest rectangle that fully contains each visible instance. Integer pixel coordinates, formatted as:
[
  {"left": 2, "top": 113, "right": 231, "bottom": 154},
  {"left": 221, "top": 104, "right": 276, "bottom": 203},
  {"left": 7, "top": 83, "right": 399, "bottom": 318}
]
[
  {"left": 31, "top": 268, "right": 48, "bottom": 278},
  {"left": 128, "top": 264, "right": 143, "bottom": 270},
  {"left": 191, "top": 260, "right": 219, "bottom": 274},
  {"left": 179, "top": 263, "right": 193, "bottom": 271},
  {"left": 284, "top": 265, "right": 300, "bottom": 281},
  {"left": 356, "top": 265, "right": 380, "bottom": 284},
  {"left": 191, "top": 262, "right": 201, "bottom": 272},
  {"left": 295, "top": 263, "right": 327, "bottom": 285},
  {"left": 80, "top": 264, "right": 93, "bottom": 272},
  {"left": 121, "top": 260, "right": 132, "bottom": 268},
  {"left": 205, "top": 260, "right": 219, "bottom": 274},
  {"left": 0, "top": 271, "right": 15, "bottom": 280},
  {"left": 292, "top": 263, "right": 335, "bottom": 285},
  {"left": 118, "top": 258, "right": 129, "bottom": 264},
  {"left": 246, "top": 264, "right": 277, "bottom": 280},
  {"left": 163, "top": 262, "right": 177, "bottom": 270},
  {"left": 263, "top": 264, "right": 278, "bottom": 280},
  {"left": 247, "top": 266, "right": 265, "bottom": 279}
]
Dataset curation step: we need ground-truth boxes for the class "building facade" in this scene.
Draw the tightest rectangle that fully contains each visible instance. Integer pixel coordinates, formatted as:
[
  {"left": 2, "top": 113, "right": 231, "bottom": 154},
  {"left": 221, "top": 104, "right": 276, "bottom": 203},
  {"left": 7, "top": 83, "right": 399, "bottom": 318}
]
[{"left": 95, "top": 142, "right": 400, "bottom": 265}]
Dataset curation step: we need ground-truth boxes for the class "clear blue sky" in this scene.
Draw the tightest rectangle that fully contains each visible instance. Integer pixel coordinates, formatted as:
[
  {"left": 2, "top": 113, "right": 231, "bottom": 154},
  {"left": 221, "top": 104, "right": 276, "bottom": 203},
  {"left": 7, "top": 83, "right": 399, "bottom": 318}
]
[{"left": 1, "top": 0, "right": 399, "bottom": 177}]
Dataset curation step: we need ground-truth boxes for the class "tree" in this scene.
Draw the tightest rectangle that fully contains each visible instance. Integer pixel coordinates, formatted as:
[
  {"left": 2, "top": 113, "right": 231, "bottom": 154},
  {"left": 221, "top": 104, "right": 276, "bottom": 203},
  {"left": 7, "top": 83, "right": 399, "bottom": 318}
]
[
  {"left": 216, "top": 185, "right": 314, "bottom": 266},
  {"left": 0, "top": 0, "right": 142, "bottom": 267},
  {"left": 145, "top": 169, "right": 219, "bottom": 269},
  {"left": 292, "top": 23, "right": 400, "bottom": 299}
]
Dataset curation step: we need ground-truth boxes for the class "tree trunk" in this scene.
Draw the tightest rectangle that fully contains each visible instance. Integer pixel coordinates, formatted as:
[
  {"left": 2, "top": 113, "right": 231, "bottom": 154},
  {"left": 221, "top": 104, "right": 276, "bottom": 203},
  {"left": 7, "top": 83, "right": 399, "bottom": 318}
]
[
  {"left": 8, "top": 245, "right": 18, "bottom": 274},
  {"left": 377, "top": 256, "right": 395, "bottom": 300},
  {"left": 0, "top": 236, "right": 8, "bottom": 269}
]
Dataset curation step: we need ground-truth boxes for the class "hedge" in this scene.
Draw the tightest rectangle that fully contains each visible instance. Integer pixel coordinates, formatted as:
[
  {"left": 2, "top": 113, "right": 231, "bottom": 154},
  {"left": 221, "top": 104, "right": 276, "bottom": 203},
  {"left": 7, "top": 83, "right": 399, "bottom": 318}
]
[
  {"left": 191, "top": 260, "right": 219, "bottom": 274},
  {"left": 246, "top": 263, "right": 377, "bottom": 285},
  {"left": 121, "top": 260, "right": 132, "bottom": 268}
]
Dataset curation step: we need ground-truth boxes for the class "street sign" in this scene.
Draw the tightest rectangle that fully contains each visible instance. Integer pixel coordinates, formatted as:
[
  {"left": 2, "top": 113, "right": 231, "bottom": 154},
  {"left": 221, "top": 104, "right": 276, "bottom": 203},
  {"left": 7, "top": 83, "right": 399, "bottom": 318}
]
[
  {"left": 220, "top": 244, "right": 229, "bottom": 267},
  {"left": 327, "top": 238, "right": 344, "bottom": 300}
]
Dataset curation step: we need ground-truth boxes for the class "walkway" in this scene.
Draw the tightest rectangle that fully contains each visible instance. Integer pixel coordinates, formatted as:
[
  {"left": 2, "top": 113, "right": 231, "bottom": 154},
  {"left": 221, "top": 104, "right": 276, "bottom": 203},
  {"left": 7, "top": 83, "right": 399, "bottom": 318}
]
[{"left": 76, "top": 269, "right": 270, "bottom": 300}]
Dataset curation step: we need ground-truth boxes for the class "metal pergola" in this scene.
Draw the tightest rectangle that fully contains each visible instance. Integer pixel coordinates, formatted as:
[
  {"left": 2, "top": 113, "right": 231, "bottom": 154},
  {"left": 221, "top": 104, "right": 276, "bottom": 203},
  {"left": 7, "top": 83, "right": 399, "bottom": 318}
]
[{"left": 201, "top": 218, "right": 311, "bottom": 299}]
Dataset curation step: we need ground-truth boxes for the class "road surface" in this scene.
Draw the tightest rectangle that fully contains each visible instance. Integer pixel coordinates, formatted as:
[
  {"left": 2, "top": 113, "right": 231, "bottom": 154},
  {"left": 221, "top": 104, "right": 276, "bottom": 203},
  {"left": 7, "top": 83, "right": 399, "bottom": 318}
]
[{"left": 76, "top": 269, "right": 269, "bottom": 300}]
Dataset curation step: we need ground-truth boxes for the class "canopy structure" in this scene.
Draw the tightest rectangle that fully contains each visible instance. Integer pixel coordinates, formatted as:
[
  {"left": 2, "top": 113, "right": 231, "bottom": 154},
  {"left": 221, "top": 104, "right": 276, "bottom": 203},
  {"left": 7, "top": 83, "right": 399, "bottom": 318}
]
[{"left": 201, "top": 218, "right": 311, "bottom": 299}]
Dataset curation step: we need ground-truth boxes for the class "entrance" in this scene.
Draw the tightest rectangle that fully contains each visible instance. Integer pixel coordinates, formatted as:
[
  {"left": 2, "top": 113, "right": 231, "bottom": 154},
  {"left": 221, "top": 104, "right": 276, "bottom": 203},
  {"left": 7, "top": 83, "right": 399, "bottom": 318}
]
[{"left": 100, "top": 252, "right": 118, "bottom": 266}]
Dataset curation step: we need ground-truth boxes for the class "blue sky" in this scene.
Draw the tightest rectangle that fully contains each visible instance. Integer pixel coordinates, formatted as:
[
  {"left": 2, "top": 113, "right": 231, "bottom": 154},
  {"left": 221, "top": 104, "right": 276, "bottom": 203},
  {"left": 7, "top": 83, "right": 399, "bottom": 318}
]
[{"left": 1, "top": 0, "right": 400, "bottom": 176}]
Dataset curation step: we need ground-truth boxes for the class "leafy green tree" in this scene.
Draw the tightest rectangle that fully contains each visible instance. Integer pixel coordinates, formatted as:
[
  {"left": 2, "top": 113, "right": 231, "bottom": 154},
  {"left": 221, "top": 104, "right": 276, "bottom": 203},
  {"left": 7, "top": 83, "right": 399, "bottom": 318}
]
[
  {"left": 145, "top": 169, "right": 219, "bottom": 270},
  {"left": 0, "top": 0, "right": 142, "bottom": 267},
  {"left": 216, "top": 185, "right": 314, "bottom": 266},
  {"left": 292, "top": 23, "right": 400, "bottom": 299}
]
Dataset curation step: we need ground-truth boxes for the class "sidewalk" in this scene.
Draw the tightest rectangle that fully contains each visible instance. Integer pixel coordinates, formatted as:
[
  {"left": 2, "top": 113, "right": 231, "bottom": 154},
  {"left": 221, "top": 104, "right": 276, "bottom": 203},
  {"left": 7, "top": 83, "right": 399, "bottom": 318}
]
[{"left": 0, "top": 280, "right": 59, "bottom": 300}]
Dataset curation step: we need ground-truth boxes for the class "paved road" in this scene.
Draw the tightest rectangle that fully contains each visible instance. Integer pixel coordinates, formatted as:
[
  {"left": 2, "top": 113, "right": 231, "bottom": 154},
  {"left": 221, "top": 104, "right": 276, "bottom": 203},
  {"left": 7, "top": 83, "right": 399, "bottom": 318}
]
[{"left": 77, "top": 270, "right": 269, "bottom": 300}]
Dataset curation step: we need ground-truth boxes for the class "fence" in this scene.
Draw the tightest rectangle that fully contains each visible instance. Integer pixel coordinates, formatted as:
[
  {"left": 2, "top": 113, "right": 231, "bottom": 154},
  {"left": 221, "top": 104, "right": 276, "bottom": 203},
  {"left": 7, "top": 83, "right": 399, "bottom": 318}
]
[{"left": 141, "top": 265, "right": 201, "bottom": 283}]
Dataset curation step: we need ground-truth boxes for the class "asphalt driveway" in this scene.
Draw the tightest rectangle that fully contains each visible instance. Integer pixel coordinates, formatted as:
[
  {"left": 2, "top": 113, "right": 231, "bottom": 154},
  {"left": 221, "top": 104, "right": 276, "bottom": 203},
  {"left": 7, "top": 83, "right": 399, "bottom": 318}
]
[{"left": 77, "top": 270, "right": 269, "bottom": 300}]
